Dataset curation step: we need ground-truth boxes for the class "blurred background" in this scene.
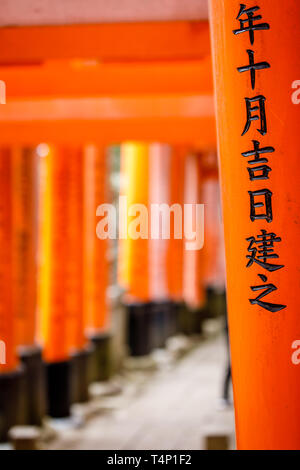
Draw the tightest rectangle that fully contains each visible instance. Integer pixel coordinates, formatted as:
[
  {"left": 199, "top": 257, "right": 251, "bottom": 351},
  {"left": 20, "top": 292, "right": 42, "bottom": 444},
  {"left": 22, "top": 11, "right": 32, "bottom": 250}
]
[{"left": 0, "top": 0, "right": 234, "bottom": 450}]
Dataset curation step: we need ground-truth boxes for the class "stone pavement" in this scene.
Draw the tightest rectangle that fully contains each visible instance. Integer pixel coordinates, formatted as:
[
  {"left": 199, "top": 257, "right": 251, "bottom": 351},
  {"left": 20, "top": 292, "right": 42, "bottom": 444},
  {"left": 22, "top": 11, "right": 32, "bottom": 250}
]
[{"left": 47, "top": 331, "right": 235, "bottom": 450}]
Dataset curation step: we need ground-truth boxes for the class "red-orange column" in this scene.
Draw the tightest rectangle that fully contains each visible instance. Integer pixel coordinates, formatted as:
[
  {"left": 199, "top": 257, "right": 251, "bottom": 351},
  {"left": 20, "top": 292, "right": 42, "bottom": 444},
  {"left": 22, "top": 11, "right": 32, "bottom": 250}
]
[
  {"left": 84, "top": 145, "right": 112, "bottom": 380},
  {"left": 40, "top": 146, "right": 72, "bottom": 364},
  {"left": 65, "top": 147, "right": 85, "bottom": 357},
  {"left": 0, "top": 148, "right": 28, "bottom": 441},
  {"left": 0, "top": 149, "right": 18, "bottom": 374},
  {"left": 39, "top": 145, "right": 86, "bottom": 415},
  {"left": 167, "top": 146, "right": 186, "bottom": 303},
  {"left": 183, "top": 153, "right": 205, "bottom": 310},
  {"left": 12, "top": 147, "right": 38, "bottom": 350},
  {"left": 11, "top": 146, "right": 46, "bottom": 426},
  {"left": 209, "top": 0, "right": 300, "bottom": 449},
  {"left": 201, "top": 160, "right": 226, "bottom": 293},
  {"left": 84, "top": 145, "right": 110, "bottom": 335}
]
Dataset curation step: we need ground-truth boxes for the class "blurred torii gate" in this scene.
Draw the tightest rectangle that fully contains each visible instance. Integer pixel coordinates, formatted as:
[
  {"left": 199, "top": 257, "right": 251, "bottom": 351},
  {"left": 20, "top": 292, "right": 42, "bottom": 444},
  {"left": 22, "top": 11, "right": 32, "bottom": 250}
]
[
  {"left": 1, "top": 0, "right": 299, "bottom": 451},
  {"left": 0, "top": 0, "right": 218, "bottom": 437}
]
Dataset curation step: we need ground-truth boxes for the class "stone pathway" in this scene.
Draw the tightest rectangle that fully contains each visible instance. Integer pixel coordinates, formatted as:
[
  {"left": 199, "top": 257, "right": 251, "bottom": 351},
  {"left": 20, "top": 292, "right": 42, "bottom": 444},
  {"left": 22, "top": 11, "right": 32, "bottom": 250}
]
[{"left": 47, "top": 332, "right": 235, "bottom": 450}]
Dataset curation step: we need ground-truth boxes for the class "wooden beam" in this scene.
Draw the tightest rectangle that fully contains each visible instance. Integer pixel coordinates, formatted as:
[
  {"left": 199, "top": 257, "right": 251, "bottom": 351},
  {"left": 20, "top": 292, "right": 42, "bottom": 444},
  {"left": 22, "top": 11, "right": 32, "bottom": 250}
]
[
  {"left": 0, "top": 95, "right": 214, "bottom": 121},
  {"left": 0, "top": 95, "right": 216, "bottom": 145},
  {"left": 0, "top": 118, "right": 216, "bottom": 146},
  {"left": 0, "top": 0, "right": 209, "bottom": 26},
  {"left": 1, "top": 58, "right": 213, "bottom": 98},
  {"left": 0, "top": 21, "right": 210, "bottom": 65}
]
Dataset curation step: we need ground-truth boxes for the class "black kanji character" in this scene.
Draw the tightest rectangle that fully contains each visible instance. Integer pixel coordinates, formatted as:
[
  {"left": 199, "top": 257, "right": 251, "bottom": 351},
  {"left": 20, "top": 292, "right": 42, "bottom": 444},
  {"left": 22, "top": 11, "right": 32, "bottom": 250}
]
[
  {"left": 237, "top": 50, "right": 270, "bottom": 89},
  {"left": 246, "top": 229, "right": 284, "bottom": 272},
  {"left": 248, "top": 188, "right": 273, "bottom": 222},
  {"left": 247, "top": 164, "right": 271, "bottom": 180},
  {"left": 249, "top": 274, "right": 286, "bottom": 312},
  {"left": 242, "top": 95, "right": 267, "bottom": 136},
  {"left": 242, "top": 140, "right": 275, "bottom": 164},
  {"left": 233, "top": 4, "right": 270, "bottom": 45}
]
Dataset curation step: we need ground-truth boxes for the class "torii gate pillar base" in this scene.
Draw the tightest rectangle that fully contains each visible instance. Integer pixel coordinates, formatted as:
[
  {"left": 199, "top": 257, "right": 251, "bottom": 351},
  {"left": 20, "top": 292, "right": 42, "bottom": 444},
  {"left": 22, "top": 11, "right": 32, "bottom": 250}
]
[
  {"left": 19, "top": 346, "right": 46, "bottom": 427},
  {"left": 0, "top": 367, "right": 27, "bottom": 442},
  {"left": 46, "top": 359, "right": 73, "bottom": 419}
]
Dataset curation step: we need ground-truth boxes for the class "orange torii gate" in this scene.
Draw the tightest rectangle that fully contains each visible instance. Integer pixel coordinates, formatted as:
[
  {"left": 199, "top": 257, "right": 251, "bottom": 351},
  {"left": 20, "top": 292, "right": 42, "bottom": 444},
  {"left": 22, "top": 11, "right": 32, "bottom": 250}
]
[
  {"left": 12, "top": 147, "right": 46, "bottom": 426},
  {"left": 0, "top": 0, "right": 217, "bottom": 436},
  {"left": 209, "top": 0, "right": 300, "bottom": 449},
  {"left": 0, "top": 76, "right": 216, "bottom": 421},
  {"left": 84, "top": 144, "right": 112, "bottom": 381},
  {"left": 0, "top": 149, "right": 27, "bottom": 441}
]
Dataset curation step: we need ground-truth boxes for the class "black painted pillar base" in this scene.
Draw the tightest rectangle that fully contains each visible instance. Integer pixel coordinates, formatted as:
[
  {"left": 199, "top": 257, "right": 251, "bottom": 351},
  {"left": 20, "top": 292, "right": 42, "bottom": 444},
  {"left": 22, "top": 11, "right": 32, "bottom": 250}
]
[
  {"left": 89, "top": 333, "right": 112, "bottom": 382},
  {"left": 205, "top": 287, "right": 227, "bottom": 319},
  {"left": 46, "top": 359, "right": 73, "bottom": 418},
  {"left": 71, "top": 346, "right": 93, "bottom": 404},
  {"left": 177, "top": 303, "right": 193, "bottom": 335},
  {"left": 174, "top": 302, "right": 186, "bottom": 335},
  {"left": 127, "top": 303, "right": 152, "bottom": 357},
  {"left": 0, "top": 367, "right": 27, "bottom": 442},
  {"left": 148, "top": 301, "right": 171, "bottom": 349},
  {"left": 191, "top": 308, "right": 205, "bottom": 335},
  {"left": 19, "top": 345, "right": 47, "bottom": 426},
  {"left": 166, "top": 301, "right": 180, "bottom": 338}
]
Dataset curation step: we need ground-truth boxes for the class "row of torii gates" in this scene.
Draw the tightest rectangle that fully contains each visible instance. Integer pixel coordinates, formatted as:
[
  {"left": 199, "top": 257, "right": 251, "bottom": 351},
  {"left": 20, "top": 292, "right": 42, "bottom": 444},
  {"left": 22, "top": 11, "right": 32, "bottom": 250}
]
[{"left": 0, "top": 0, "right": 299, "bottom": 450}]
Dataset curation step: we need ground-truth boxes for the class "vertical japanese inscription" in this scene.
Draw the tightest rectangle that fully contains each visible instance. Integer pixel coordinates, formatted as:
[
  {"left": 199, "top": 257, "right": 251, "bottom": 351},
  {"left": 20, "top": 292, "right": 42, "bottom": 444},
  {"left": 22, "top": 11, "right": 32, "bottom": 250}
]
[{"left": 233, "top": 3, "right": 286, "bottom": 312}]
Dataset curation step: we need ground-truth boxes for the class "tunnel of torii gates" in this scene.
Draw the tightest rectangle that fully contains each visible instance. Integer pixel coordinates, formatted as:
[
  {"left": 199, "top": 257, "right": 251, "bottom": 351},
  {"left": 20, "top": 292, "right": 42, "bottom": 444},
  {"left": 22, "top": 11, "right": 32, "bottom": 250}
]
[{"left": 0, "top": 0, "right": 299, "bottom": 450}]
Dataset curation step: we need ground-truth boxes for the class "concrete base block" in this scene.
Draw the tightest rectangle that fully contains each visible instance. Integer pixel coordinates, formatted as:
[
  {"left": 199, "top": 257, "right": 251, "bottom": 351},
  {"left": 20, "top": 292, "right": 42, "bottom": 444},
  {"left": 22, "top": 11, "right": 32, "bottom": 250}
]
[
  {"left": 89, "top": 333, "right": 112, "bottom": 382},
  {"left": 19, "top": 345, "right": 47, "bottom": 426},
  {"left": 204, "top": 433, "right": 230, "bottom": 450},
  {"left": 46, "top": 359, "right": 73, "bottom": 419},
  {"left": 0, "top": 367, "right": 27, "bottom": 442},
  {"left": 127, "top": 303, "right": 152, "bottom": 357},
  {"left": 71, "top": 346, "right": 93, "bottom": 404},
  {"left": 9, "top": 425, "right": 42, "bottom": 450}
]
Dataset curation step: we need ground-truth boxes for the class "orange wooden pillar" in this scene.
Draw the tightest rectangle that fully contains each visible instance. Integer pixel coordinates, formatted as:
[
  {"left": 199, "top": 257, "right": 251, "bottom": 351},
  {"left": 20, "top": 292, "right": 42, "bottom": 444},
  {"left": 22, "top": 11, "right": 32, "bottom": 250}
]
[
  {"left": 167, "top": 146, "right": 185, "bottom": 304},
  {"left": 148, "top": 143, "right": 173, "bottom": 347},
  {"left": 119, "top": 142, "right": 152, "bottom": 356},
  {"left": 182, "top": 152, "right": 206, "bottom": 333},
  {"left": 209, "top": 0, "right": 300, "bottom": 449},
  {"left": 166, "top": 146, "right": 186, "bottom": 335},
  {"left": 201, "top": 158, "right": 226, "bottom": 319},
  {"left": 0, "top": 148, "right": 26, "bottom": 441},
  {"left": 12, "top": 148, "right": 38, "bottom": 351},
  {"left": 65, "top": 146, "right": 91, "bottom": 404},
  {"left": 39, "top": 145, "right": 87, "bottom": 416},
  {"left": 12, "top": 146, "right": 46, "bottom": 425},
  {"left": 84, "top": 144, "right": 112, "bottom": 380}
]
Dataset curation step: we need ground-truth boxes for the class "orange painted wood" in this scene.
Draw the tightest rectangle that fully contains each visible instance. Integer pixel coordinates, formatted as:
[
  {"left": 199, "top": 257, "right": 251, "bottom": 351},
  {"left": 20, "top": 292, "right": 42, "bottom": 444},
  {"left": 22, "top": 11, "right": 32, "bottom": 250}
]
[
  {"left": 0, "top": 21, "right": 210, "bottom": 65},
  {"left": 210, "top": 0, "right": 300, "bottom": 449},
  {"left": 0, "top": 149, "right": 18, "bottom": 372},
  {"left": 65, "top": 147, "right": 85, "bottom": 354},
  {"left": 12, "top": 147, "right": 38, "bottom": 349},
  {"left": 0, "top": 94, "right": 215, "bottom": 146},
  {"left": 0, "top": 117, "right": 216, "bottom": 146},
  {"left": 40, "top": 146, "right": 85, "bottom": 362},
  {"left": 0, "top": 95, "right": 214, "bottom": 121},
  {"left": 201, "top": 164, "right": 225, "bottom": 291},
  {"left": 121, "top": 143, "right": 150, "bottom": 302},
  {"left": 0, "top": 58, "right": 213, "bottom": 98},
  {"left": 84, "top": 145, "right": 110, "bottom": 334},
  {"left": 166, "top": 146, "right": 186, "bottom": 302},
  {"left": 183, "top": 153, "right": 205, "bottom": 308}
]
